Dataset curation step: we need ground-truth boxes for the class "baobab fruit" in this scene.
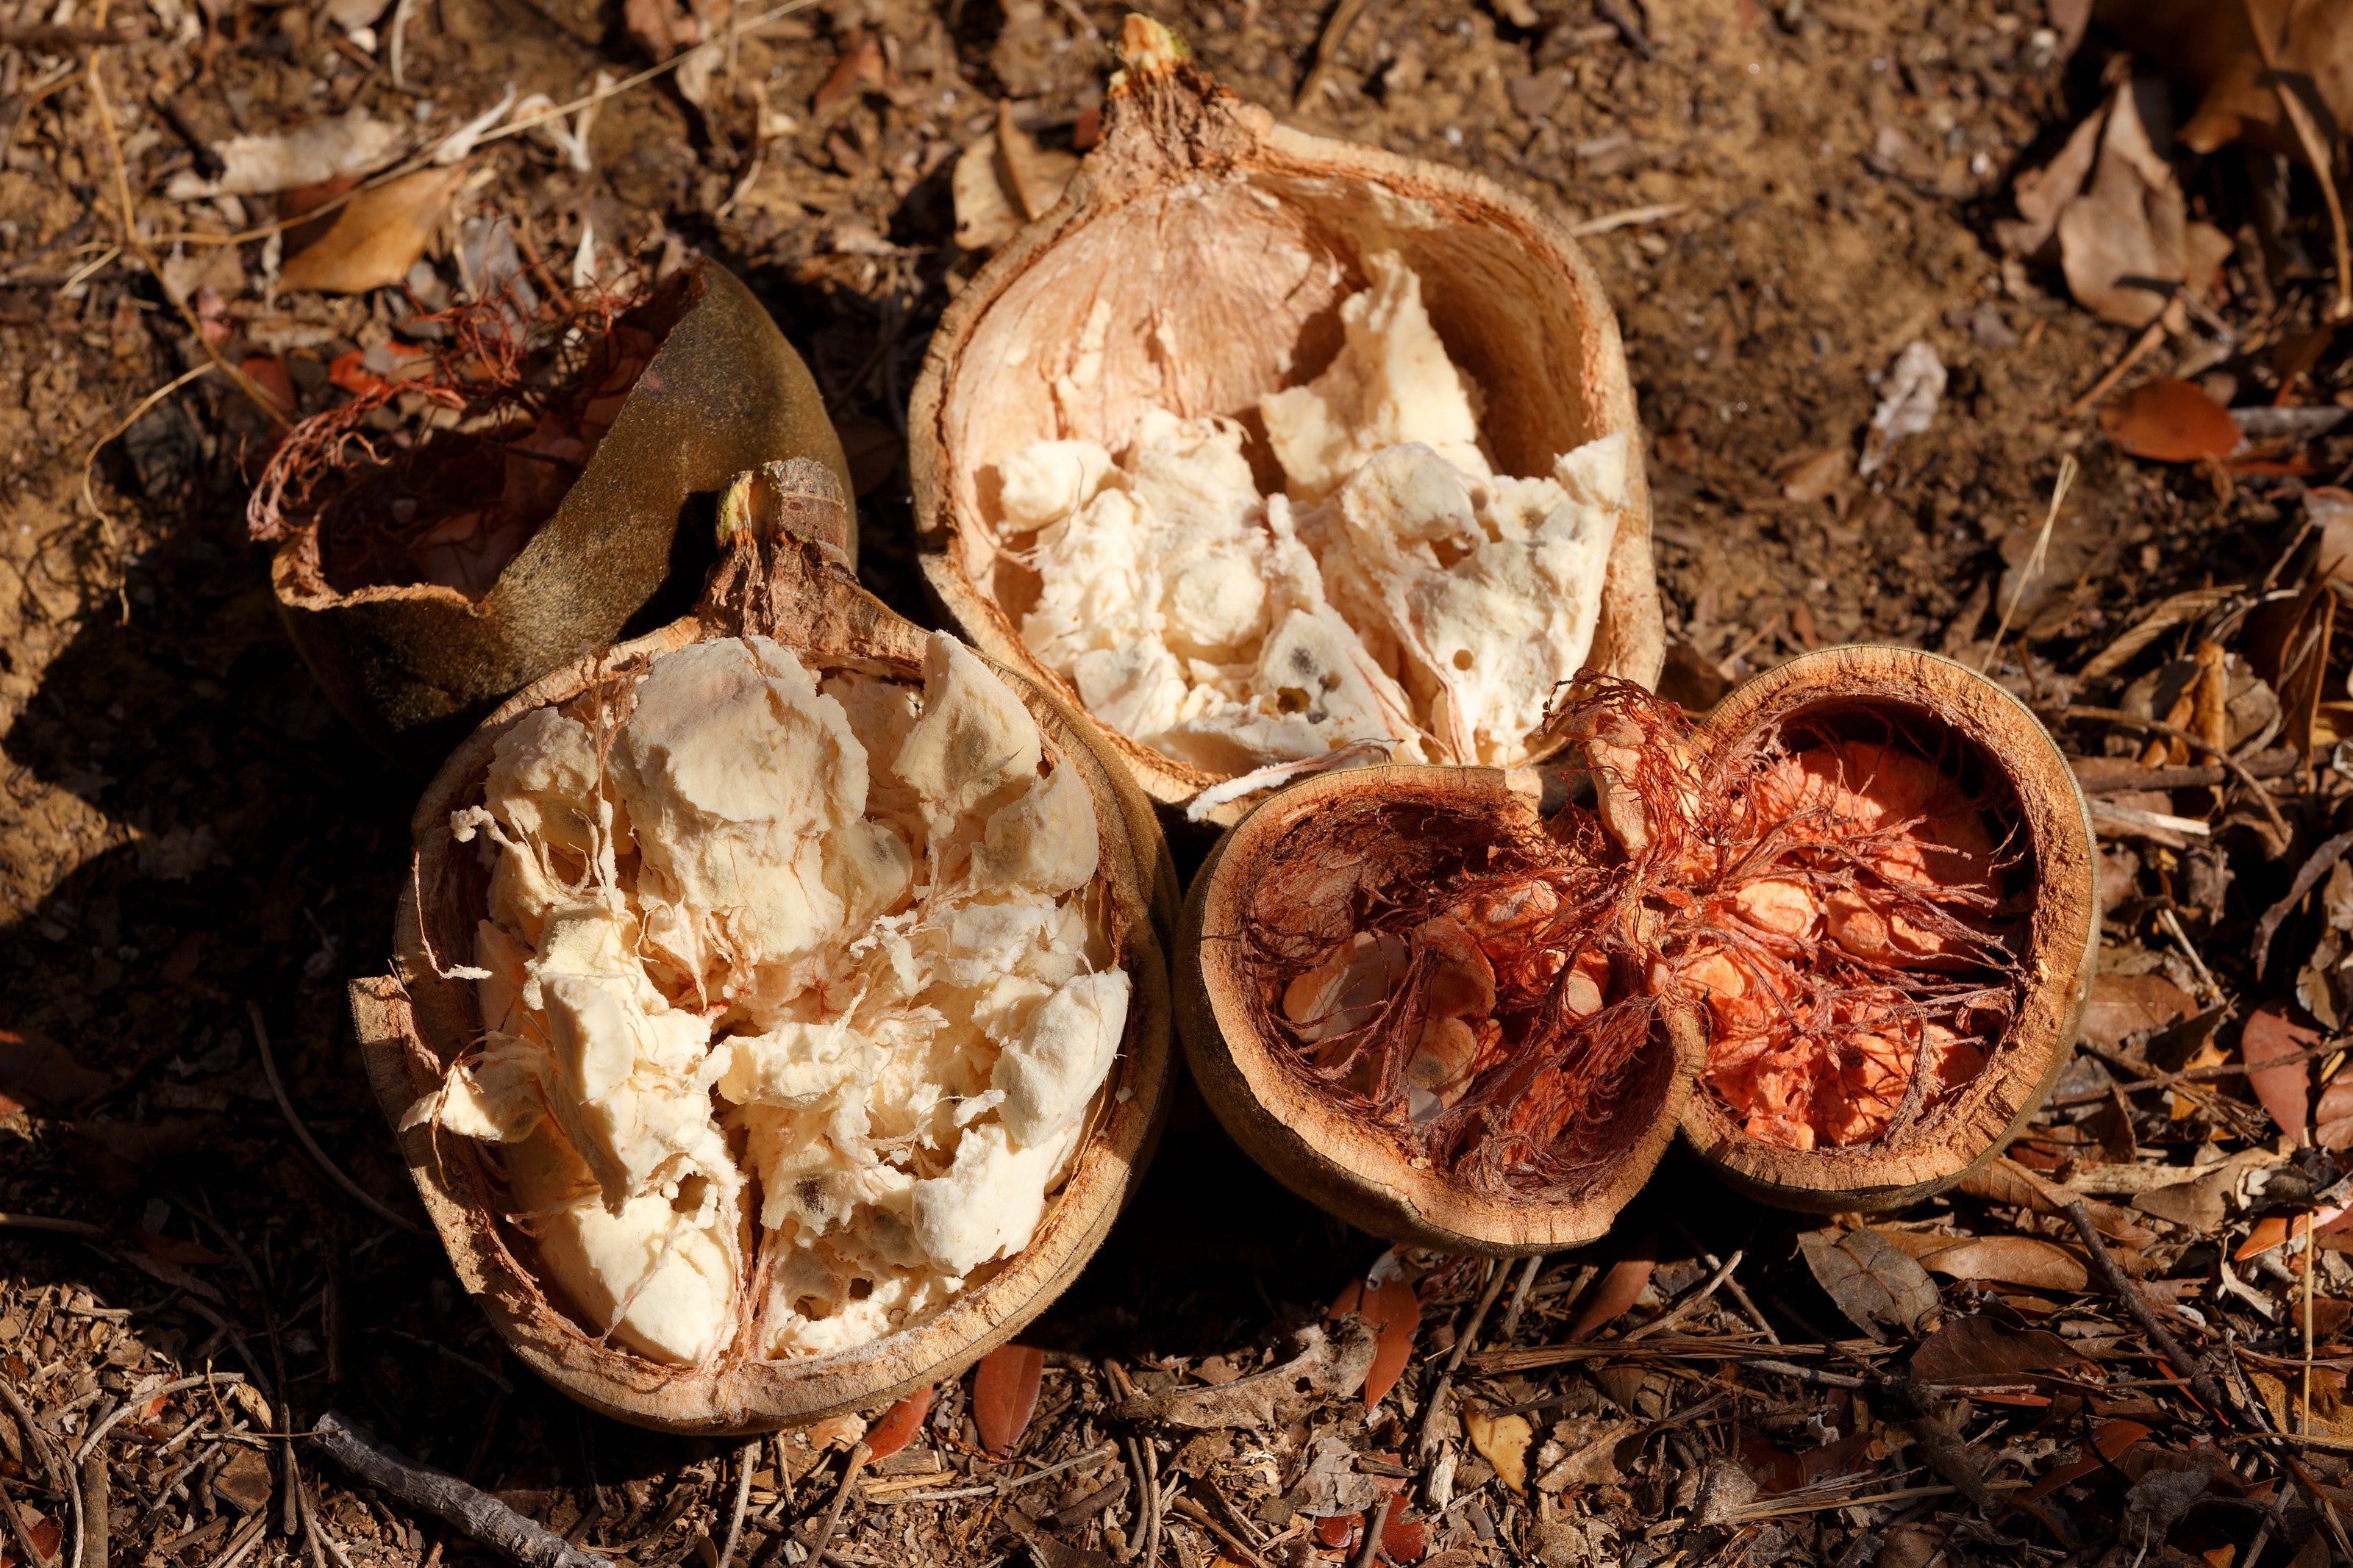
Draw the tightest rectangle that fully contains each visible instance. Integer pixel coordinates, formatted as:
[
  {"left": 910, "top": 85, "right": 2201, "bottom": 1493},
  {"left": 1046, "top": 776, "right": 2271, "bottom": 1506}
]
[
  {"left": 913, "top": 17, "right": 1663, "bottom": 827},
  {"left": 351, "top": 459, "right": 1176, "bottom": 1433}
]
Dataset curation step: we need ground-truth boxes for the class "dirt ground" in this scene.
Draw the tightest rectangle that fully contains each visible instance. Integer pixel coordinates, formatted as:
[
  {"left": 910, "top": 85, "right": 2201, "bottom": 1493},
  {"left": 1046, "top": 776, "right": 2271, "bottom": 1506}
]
[{"left": 6, "top": 0, "right": 2353, "bottom": 1565}]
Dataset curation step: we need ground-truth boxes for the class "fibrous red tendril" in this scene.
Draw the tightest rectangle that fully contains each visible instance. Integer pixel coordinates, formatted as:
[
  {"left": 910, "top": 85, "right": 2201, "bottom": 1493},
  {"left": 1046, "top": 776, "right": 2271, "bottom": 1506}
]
[{"left": 1244, "top": 676, "right": 2032, "bottom": 1197}]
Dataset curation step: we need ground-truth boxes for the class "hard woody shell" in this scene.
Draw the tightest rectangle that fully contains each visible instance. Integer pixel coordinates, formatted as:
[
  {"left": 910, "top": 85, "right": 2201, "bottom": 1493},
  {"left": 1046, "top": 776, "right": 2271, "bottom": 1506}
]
[
  {"left": 1178, "top": 764, "right": 1706, "bottom": 1256},
  {"left": 351, "top": 468, "right": 1179, "bottom": 1434},
  {"left": 910, "top": 36, "right": 1664, "bottom": 827},
  {"left": 1676, "top": 645, "right": 2100, "bottom": 1212},
  {"left": 276, "top": 262, "right": 854, "bottom": 761}
]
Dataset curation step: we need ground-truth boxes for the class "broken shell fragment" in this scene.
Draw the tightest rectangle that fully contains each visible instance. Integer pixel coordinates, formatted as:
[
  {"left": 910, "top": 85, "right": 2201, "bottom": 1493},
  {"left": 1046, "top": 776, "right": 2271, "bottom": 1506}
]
[
  {"left": 260, "top": 262, "right": 854, "bottom": 758},
  {"left": 911, "top": 18, "right": 1663, "bottom": 827},
  {"left": 352, "top": 461, "right": 1175, "bottom": 1433}
]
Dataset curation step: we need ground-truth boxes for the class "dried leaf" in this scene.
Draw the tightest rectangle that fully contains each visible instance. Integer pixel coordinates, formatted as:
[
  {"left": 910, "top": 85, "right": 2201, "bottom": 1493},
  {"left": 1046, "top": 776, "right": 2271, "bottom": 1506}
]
[
  {"left": 1329, "top": 1275, "right": 1419, "bottom": 1410},
  {"left": 951, "top": 136, "right": 1021, "bottom": 252},
  {"left": 1569, "top": 1234, "right": 1656, "bottom": 1339},
  {"left": 1954, "top": 1156, "right": 2152, "bottom": 1245},
  {"left": 1462, "top": 1403, "right": 1533, "bottom": 1492},
  {"left": 2077, "top": 970, "right": 2196, "bottom": 1050},
  {"left": 806, "top": 1413, "right": 865, "bottom": 1452},
  {"left": 972, "top": 1345, "right": 1043, "bottom": 1456},
  {"left": 0, "top": 1028, "right": 109, "bottom": 1113},
  {"left": 859, "top": 1386, "right": 931, "bottom": 1461},
  {"left": 1382, "top": 1509, "right": 1429, "bottom": 1562},
  {"left": 1915, "top": 1236, "right": 2088, "bottom": 1292},
  {"left": 279, "top": 166, "right": 467, "bottom": 295},
  {"left": 1736, "top": 1436, "right": 1804, "bottom": 1494},
  {"left": 2240, "top": 1003, "right": 2319, "bottom": 1141},
  {"left": 2102, "top": 0, "right": 2353, "bottom": 163},
  {"left": 1910, "top": 1314, "right": 2080, "bottom": 1384},
  {"left": 1798, "top": 1227, "right": 1940, "bottom": 1340},
  {"left": 1297, "top": 1434, "right": 1381, "bottom": 1517},
  {"left": 1113, "top": 1320, "right": 1376, "bottom": 1430},
  {"left": 2101, "top": 379, "right": 2243, "bottom": 462},
  {"left": 1858, "top": 342, "right": 1944, "bottom": 476},
  {"left": 994, "top": 101, "right": 1078, "bottom": 223},
  {"left": 164, "top": 107, "right": 401, "bottom": 199},
  {"left": 2021, "top": 1420, "right": 2152, "bottom": 1502},
  {"left": 1534, "top": 1416, "right": 1638, "bottom": 1492},
  {"left": 2056, "top": 82, "right": 2189, "bottom": 327},
  {"left": 1777, "top": 447, "right": 1849, "bottom": 504},
  {"left": 814, "top": 35, "right": 885, "bottom": 115},
  {"left": 131, "top": 1228, "right": 224, "bottom": 1267}
]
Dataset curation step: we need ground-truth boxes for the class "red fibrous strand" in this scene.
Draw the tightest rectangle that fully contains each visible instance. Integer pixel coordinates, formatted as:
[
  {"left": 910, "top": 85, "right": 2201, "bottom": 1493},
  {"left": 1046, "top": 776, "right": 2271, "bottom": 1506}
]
[
  {"left": 1245, "top": 679, "right": 2029, "bottom": 1197},
  {"left": 248, "top": 274, "right": 649, "bottom": 598}
]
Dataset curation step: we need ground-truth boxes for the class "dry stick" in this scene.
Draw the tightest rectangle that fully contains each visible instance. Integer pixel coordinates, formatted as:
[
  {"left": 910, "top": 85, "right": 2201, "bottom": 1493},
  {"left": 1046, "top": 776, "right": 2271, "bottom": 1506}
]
[
  {"left": 1415, "top": 1260, "right": 1513, "bottom": 1478},
  {"left": 2063, "top": 318, "right": 2170, "bottom": 417},
  {"left": 2057, "top": 707, "right": 2293, "bottom": 844},
  {"left": 247, "top": 1001, "right": 426, "bottom": 1237},
  {"left": 2240, "top": 0, "right": 2352, "bottom": 322},
  {"left": 2306, "top": 1209, "right": 2320, "bottom": 1439},
  {"left": 1625, "top": 1251, "right": 1746, "bottom": 1342},
  {"left": 1140, "top": 1434, "right": 1164, "bottom": 1568},
  {"left": 2047, "top": 1032, "right": 2343, "bottom": 1106},
  {"left": 715, "top": 1437, "right": 757, "bottom": 1568},
  {"left": 0, "top": 1373, "right": 83, "bottom": 1568},
  {"left": 804, "top": 1441, "right": 868, "bottom": 1567},
  {"left": 1294, "top": 0, "right": 1379, "bottom": 108},
  {"left": 1352, "top": 1492, "right": 1392, "bottom": 1568},
  {"left": 1981, "top": 455, "right": 2077, "bottom": 674},
  {"left": 1496, "top": 1256, "right": 1544, "bottom": 1345},
  {"left": 1665, "top": 1219, "right": 1779, "bottom": 1345},
  {"left": 0, "top": 1212, "right": 106, "bottom": 1238},
  {"left": 74, "top": 1374, "right": 248, "bottom": 1465},
  {"left": 2063, "top": 1200, "right": 2245, "bottom": 1427},
  {"left": 312, "top": 1413, "right": 601, "bottom": 1568},
  {"left": 0, "top": 1475, "right": 57, "bottom": 1568},
  {"left": 1168, "top": 1497, "right": 1263, "bottom": 1568}
]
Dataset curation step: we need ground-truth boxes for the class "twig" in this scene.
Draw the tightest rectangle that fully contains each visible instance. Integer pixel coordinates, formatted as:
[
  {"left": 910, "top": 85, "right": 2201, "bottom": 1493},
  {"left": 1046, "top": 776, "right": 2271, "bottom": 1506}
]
[
  {"left": 0, "top": 1371, "right": 83, "bottom": 1568},
  {"left": 715, "top": 1438, "right": 756, "bottom": 1568},
  {"left": 310, "top": 1412, "right": 603, "bottom": 1568},
  {"left": 247, "top": 1001, "right": 426, "bottom": 1236},
  {"left": 1351, "top": 1492, "right": 1391, "bottom": 1568},
  {"left": 805, "top": 1441, "right": 867, "bottom": 1567},
  {"left": 0, "top": 1213, "right": 106, "bottom": 1238},
  {"left": 74, "top": 1375, "right": 247, "bottom": 1465},
  {"left": 2155, "top": 905, "right": 2224, "bottom": 1005},
  {"left": 0, "top": 1476, "right": 57, "bottom": 1568},
  {"left": 1738, "top": 1358, "right": 1868, "bottom": 1390},
  {"left": 1496, "top": 1256, "right": 1544, "bottom": 1345},
  {"left": 2063, "top": 1201, "right": 2244, "bottom": 1427},
  {"left": 1982, "top": 455, "right": 2077, "bottom": 672},
  {"left": 1168, "top": 1497, "right": 1264, "bottom": 1568},
  {"left": 2057, "top": 707, "right": 2292, "bottom": 844},
  {"left": 1568, "top": 201, "right": 1688, "bottom": 237},
  {"left": 1626, "top": 1251, "right": 1745, "bottom": 1342},
  {"left": 1666, "top": 1219, "right": 1779, "bottom": 1344},
  {"left": 2064, "top": 318, "right": 2169, "bottom": 417},
  {"left": 1293, "top": 0, "right": 1379, "bottom": 109},
  {"left": 2240, "top": 0, "right": 2352, "bottom": 321},
  {"left": 2047, "top": 1032, "right": 2342, "bottom": 1105},
  {"left": 1415, "top": 1260, "right": 1512, "bottom": 1470},
  {"left": 996, "top": 1443, "right": 1121, "bottom": 1496}
]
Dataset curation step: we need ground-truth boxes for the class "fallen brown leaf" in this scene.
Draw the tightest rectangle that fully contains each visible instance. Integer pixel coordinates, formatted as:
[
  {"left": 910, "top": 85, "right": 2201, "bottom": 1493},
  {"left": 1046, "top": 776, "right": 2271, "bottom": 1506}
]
[
  {"left": 2096, "top": 0, "right": 2353, "bottom": 163},
  {"left": 279, "top": 165, "right": 467, "bottom": 295},
  {"left": 864, "top": 1385, "right": 932, "bottom": 1461},
  {"left": 1111, "top": 1320, "right": 1375, "bottom": 1430},
  {"left": 1462, "top": 1403, "right": 1533, "bottom": 1492},
  {"left": 1915, "top": 1235, "right": 2088, "bottom": 1292},
  {"left": 1329, "top": 1275, "right": 1418, "bottom": 1411},
  {"left": 1799, "top": 1227, "right": 1940, "bottom": 1340},
  {"left": 2101, "top": 379, "right": 2243, "bottom": 462},
  {"left": 0, "top": 1028, "right": 109, "bottom": 1112},
  {"left": 1569, "top": 1234, "right": 1656, "bottom": 1339},
  {"left": 2077, "top": 970, "right": 2197, "bottom": 1049},
  {"left": 972, "top": 1345, "right": 1043, "bottom": 1456},
  {"left": 2241, "top": 1003, "right": 2320, "bottom": 1141},
  {"left": 1910, "top": 1314, "right": 2081, "bottom": 1383}
]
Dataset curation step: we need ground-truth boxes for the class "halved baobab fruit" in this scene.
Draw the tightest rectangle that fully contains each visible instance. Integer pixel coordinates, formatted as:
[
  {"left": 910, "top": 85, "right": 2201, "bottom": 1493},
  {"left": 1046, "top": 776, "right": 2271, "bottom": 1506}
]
[
  {"left": 1178, "top": 765, "right": 1704, "bottom": 1255},
  {"left": 1662, "top": 648, "right": 2098, "bottom": 1211},
  {"left": 257, "top": 262, "right": 851, "bottom": 756},
  {"left": 351, "top": 461, "right": 1175, "bottom": 1433},
  {"left": 1176, "top": 645, "right": 2096, "bottom": 1245},
  {"left": 912, "top": 19, "right": 1663, "bottom": 827}
]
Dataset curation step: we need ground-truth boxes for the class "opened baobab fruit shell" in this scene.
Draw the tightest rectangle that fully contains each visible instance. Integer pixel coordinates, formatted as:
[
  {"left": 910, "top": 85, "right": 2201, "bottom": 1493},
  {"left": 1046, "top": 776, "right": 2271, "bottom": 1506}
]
[
  {"left": 1176, "top": 645, "right": 2096, "bottom": 1247},
  {"left": 1674, "top": 647, "right": 2097, "bottom": 1213},
  {"left": 351, "top": 462, "right": 1176, "bottom": 1434},
  {"left": 910, "top": 19, "right": 1663, "bottom": 828},
  {"left": 1179, "top": 765, "right": 1707, "bottom": 1256},
  {"left": 263, "top": 262, "right": 852, "bottom": 759}
]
